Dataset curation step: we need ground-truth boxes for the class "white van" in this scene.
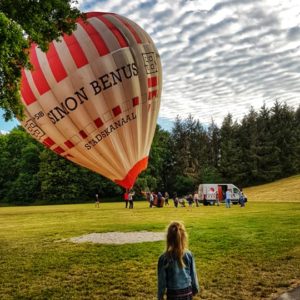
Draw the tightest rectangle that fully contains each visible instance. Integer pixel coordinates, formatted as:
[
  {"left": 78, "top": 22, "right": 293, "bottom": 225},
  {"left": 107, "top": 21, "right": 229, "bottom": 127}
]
[{"left": 198, "top": 183, "right": 243, "bottom": 205}]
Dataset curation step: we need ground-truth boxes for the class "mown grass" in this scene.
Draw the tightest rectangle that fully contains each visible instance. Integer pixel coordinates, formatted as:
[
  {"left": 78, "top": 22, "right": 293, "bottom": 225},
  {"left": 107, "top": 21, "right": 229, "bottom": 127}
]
[
  {"left": 244, "top": 174, "right": 300, "bottom": 202},
  {"left": 1, "top": 176, "right": 300, "bottom": 299}
]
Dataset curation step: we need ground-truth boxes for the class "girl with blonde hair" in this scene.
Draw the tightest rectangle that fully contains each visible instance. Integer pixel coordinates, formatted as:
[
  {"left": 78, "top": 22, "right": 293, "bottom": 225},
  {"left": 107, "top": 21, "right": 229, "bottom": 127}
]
[{"left": 157, "top": 221, "right": 199, "bottom": 300}]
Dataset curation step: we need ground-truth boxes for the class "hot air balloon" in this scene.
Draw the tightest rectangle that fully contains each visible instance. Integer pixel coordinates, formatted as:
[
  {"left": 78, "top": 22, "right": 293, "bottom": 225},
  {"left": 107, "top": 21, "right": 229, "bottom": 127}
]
[{"left": 19, "top": 12, "right": 162, "bottom": 189}]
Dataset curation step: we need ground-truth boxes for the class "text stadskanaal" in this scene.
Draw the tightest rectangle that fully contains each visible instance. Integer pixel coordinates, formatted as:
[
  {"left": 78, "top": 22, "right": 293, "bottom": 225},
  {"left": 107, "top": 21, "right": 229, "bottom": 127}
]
[{"left": 85, "top": 112, "right": 137, "bottom": 150}]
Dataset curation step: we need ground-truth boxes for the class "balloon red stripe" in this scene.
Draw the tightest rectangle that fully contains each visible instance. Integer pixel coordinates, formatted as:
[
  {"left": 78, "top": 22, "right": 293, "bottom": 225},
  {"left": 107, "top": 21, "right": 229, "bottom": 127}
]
[
  {"left": 79, "top": 130, "right": 88, "bottom": 139},
  {"left": 114, "top": 156, "right": 148, "bottom": 189},
  {"left": 112, "top": 105, "right": 122, "bottom": 117},
  {"left": 63, "top": 34, "right": 89, "bottom": 68},
  {"left": 78, "top": 19, "right": 110, "bottom": 56},
  {"left": 20, "top": 70, "right": 36, "bottom": 105},
  {"left": 53, "top": 146, "right": 65, "bottom": 154},
  {"left": 46, "top": 43, "right": 68, "bottom": 82},
  {"left": 113, "top": 15, "right": 142, "bottom": 44},
  {"left": 148, "top": 76, "right": 158, "bottom": 88},
  {"left": 43, "top": 137, "right": 55, "bottom": 147},
  {"left": 148, "top": 90, "right": 157, "bottom": 100},
  {"left": 152, "top": 90, "right": 157, "bottom": 98},
  {"left": 64, "top": 140, "right": 75, "bottom": 149},
  {"left": 132, "top": 97, "right": 139, "bottom": 107},
  {"left": 85, "top": 12, "right": 107, "bottom": 18},
  {"left": 29, "top": 45, "right": 51, "bottom": 95},
  {"left": 94, "top": 117, "right": 104, "bottom": 128},
  {"left": 95, "top": 15, "right": 128, "bottom": 48}
]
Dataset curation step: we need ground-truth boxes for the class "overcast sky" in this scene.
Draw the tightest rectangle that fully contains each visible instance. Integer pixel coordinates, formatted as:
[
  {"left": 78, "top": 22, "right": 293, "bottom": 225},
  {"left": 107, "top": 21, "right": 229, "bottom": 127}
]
[{"left": 1, "top": 0, "right": 300, "bottom": 132}]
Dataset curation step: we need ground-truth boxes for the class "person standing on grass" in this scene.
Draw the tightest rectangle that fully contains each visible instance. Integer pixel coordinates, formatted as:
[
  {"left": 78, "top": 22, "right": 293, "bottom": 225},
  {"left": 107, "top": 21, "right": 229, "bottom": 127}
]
[
  {"left": 95, "top": 193, "right": 100, "bottom": 208},
  {"left": 129, "top": 191, "right": 134, "bottom": 209},
  {"left": 157, "top": 191, "right": 163, "bottom": 207},
  {"left": 164, "top": 192, "right": 170, "bottom": 206},
  {"left": 225, "top": 189, "right": 231, "bottom": 208},
  {"left": 124, "top": 190, "right": 129, "bottom": 208},
  {"left": 174, "top": 196, "right": 179, "bottom": 208},
  {"left": 173, "top": 192, "right": 178, "bottom": 208},
  {"left": 150, "top": 192, "right": 154, "bottom": 208},
  {"left": 239, "top": 191, "right": 245, "bottom": 207},
  {"left": 187, "top": 194, "right": 193, "bottom": 207},
  {"left": 193, "top": 192, "right": 199, "bottom": 207},
  {"left": 157, "top": 221, "right": 199, "bottom": 300}
]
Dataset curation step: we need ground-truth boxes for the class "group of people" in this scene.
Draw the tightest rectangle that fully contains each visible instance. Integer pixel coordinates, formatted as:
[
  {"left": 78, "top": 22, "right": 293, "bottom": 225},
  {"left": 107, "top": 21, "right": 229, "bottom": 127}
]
[
  {"left": 174, "top": 193, "right": 200, "bottom": 208},
  {"left": 146, "top": 191, "right": 209, "bottom": 208},
  {"left": 225, "top": 189, "right": 247, "bottom": 208},
  {"left": 146, "top": 190, "right": 247, "bottom": 209},
  {"left": 145, "top": 191, "right": 170, "bottom": 208},
  {"left": 144, "top": 191, "right": 199, "bottom": 208},
  {"left": 96, "top": 189, "right": 247, "bottom": 210}
]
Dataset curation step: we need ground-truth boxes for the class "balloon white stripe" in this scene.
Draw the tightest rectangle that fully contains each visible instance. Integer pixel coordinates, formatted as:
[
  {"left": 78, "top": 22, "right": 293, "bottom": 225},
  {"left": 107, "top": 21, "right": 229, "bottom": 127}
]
[{"left": 106, "top": 15, "right": 151, "bottom": 160}]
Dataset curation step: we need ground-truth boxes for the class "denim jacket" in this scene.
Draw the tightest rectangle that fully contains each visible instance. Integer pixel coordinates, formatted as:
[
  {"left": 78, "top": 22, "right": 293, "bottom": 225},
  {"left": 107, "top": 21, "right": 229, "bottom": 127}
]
[{"left": 157, "top": 250, "right": 199, "bottom": 300}]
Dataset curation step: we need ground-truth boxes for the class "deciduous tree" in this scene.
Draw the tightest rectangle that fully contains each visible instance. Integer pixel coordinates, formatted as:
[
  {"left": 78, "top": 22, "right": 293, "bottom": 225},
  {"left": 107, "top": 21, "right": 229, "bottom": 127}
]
[{"left": 0, "top": 0, "right": 82, "bottom": 120}]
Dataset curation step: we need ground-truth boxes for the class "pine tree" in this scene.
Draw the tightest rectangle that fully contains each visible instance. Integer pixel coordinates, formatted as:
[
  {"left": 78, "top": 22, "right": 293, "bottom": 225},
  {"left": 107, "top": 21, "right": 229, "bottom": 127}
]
[
  {"left": 205, "top": 119, "right": 222, "bottom": 183},
  {"left": 255, "top": 105, "right": 281, "bottom": 183},
  {"left": 219, "top": 114, "right": 241, "bottom": 183},
  {"left": 237, "top": 108, "right": 259, "bottom": 186},
  {"left": 170, "top": 116, "right": 189, "bottom": 175},
  {"left": 270, "top": 101, "right": 298, "bottom": 177},
  {"left": 207, "top": 119, "right": 220, "bottom": 169}
]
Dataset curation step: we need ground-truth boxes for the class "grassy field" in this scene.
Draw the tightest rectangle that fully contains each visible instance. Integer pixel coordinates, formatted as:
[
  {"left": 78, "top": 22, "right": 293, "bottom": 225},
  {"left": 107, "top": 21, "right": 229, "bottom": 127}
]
[
  {"left": 0, "top": 176, "right": 300, "bottom": 300},
  {"left": 244, "top": 175, "right": 300, "bottom": 202}
]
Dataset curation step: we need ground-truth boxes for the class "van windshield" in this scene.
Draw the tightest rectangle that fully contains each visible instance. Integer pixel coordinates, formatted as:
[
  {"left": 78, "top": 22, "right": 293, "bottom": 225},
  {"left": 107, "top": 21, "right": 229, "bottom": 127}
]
[{"left": 233, "top": 187, "right": 239, "bottom": 193}]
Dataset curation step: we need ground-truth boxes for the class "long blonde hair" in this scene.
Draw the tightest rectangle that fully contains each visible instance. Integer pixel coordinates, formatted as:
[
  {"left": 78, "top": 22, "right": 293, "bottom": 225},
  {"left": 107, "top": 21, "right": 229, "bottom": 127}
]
[{"left": 166, "top": 221, "right": 188, "bottom": 268}]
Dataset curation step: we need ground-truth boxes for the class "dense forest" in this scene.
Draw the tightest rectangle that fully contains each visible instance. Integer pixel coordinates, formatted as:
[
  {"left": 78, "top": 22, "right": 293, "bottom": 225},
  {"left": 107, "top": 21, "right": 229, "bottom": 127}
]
[{"left": 0, "top": 101, "right": 299, "bottom": 205}]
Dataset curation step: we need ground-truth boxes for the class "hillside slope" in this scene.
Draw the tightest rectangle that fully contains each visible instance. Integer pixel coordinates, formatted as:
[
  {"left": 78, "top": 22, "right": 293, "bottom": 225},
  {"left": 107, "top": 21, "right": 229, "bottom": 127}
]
[{"left": 244, "top": 175, "right": 300, "bottom": 202}]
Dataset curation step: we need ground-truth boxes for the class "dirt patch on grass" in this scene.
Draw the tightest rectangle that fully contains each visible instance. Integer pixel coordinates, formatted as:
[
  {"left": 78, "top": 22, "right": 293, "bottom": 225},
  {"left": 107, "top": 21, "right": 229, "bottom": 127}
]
[{"left": 69, "top": 231, "right": 165, "bottom": 245}]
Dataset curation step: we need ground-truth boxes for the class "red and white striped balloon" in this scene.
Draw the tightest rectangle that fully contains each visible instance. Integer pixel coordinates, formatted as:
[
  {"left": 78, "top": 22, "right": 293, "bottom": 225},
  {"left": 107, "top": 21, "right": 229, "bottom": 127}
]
[{"left": 19, "top": 12, "right": 162, "bottom": 189}]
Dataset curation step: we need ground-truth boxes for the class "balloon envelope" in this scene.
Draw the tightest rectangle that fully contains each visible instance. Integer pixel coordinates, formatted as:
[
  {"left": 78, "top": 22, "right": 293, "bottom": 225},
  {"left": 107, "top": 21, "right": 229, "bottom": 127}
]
[{"left": 19, "top": 12, "right": 162, "bottom": 189}]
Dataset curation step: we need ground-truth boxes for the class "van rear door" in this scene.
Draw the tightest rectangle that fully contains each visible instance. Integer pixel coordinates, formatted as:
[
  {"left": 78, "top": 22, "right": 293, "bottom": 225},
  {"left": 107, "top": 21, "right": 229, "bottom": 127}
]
[{"left": 217, "top": 185, "right": 223, "bottom": 201}]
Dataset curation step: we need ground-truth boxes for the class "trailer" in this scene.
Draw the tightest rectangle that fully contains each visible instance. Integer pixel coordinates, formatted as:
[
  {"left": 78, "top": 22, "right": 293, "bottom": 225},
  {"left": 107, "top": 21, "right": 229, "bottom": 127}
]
[{"left": 198, "top": 183, "right": 243, "bottom": 205}]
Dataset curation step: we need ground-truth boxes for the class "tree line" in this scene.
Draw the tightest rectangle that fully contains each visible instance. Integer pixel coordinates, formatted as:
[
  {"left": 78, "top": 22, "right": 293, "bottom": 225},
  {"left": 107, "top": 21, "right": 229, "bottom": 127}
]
[{"left": 0, "top": 101, "right": 299, "bottom": 205}]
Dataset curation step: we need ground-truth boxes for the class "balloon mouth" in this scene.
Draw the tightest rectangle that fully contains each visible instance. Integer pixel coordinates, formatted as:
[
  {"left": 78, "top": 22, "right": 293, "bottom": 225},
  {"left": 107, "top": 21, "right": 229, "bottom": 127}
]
[{"left": 114, "top": 157, "right": 148, "bottom": 189}]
